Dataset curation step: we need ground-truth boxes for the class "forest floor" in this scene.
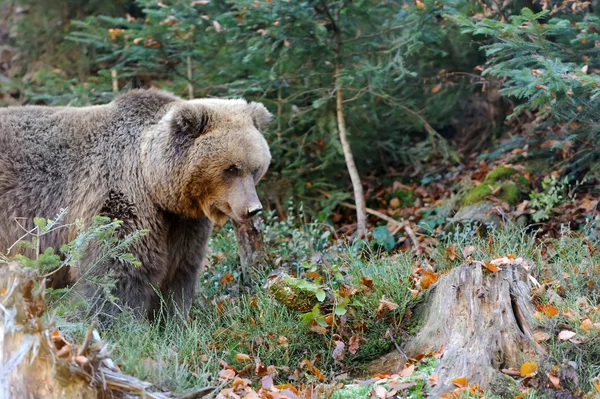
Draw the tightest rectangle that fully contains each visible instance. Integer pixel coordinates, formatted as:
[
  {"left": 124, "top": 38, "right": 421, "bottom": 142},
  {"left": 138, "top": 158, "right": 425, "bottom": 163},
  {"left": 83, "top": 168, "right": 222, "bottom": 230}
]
[{"left": 42, "top": 132, "right": 600, "bottom": 398}]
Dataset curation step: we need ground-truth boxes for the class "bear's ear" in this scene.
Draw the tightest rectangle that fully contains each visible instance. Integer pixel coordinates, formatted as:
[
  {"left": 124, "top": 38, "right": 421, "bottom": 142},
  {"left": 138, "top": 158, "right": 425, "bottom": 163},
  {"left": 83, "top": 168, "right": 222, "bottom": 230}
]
[
  {"left": 248, "top": 102, "right": 273, "bottom": 131},
  {"left": 170, "top": 105, "right": 210, "bottom": 139}
]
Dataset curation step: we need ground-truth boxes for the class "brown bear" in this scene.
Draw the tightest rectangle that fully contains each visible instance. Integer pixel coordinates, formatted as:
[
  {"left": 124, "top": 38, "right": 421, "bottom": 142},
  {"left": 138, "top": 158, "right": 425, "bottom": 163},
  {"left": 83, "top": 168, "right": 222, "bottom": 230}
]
[{"left": 0, "top": 89, "right": 272, "bottom": 321}]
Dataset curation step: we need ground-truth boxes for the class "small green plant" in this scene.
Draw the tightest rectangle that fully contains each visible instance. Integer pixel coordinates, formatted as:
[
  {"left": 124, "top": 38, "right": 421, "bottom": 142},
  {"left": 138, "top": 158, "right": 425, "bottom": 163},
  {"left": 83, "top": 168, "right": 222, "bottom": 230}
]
[
  {"left": 1, "top": 210, "right": 146, "bottom": 326},
  {"left": 371, "top": 226, "right": 396, "bottom": 252},
  {"left": 529, "top": 175, "right": 569, "bottom": 222}
]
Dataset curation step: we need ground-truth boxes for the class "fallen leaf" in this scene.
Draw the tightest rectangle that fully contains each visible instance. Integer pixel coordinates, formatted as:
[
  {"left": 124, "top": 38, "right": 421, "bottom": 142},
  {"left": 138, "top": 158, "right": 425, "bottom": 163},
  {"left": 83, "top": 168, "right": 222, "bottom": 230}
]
[
  {"left": 235, "top": 353, "right": 251, "bottom": 363},
  {"left": 540, "top": 304, "right": 559, "bottom": 317},
  {"left": 580, "top": 318, "right": 593, "bottom": 331},
  {"left": 563, "top": 308, "right": 577, "bottom": 321},
  {"left": 593, "top": 376, "right": 600, "bottom": 392},
  {"left": 452, "top": 377, "right": 468, "bottom": 388},
  {"left": 500, "top": 368, "right": 520, "bottom": 377},
  {"left": 310, "top": 324, "right": 327, "bottom": 335},
  {"left": 220, "top": 273, "right": 234, "bottom": 285},
  {"left": 558, "top": 330, "right": 576, "bottom": 340},
  {"left": 261, "top": 374, "right": 274, "bottom": 389},
  {"left": 429, "top": 373, "right": 438, "bottom": 386},
  {"left": 533, "top": 331, "right": 551, "bottom": 342},
  {"left": 483, "top": 262, "right": 500, "bottom": 273},
  {"left": 332, "top": 340, "right": 345, "bottom": 361},
  {"left": 374, "top": 385, "right": 388, "bottom": 399},
  {"left": 444, "top": 245, "right": 458, "bottom": 261},
  {"left": 400, "top": 364, "right": 415, "bottom": 378},
  {"left": 348, "top": 335, "right": 360, "bottom": 354},
  {"left": 389, "top": 198, "right": 401, "bottom": 208},
  {"left": 462, "top": 245, "right": 476, "bottom": 257},
  {"left": 218, "top": 369, "right": 236, "bottom": 380},
  {"left": 278, "top": 335, "right": 289, "bottom": 348},
  {"left": 420, "top": 270, "right": 438, "bottom": 289},
  {"left": 388, "top": 380, "right": 416, "bottom": 390},
  {"left": 547, "top": 372, "right": 560, "bottom": 388},
  {"left": 431, "top": 84, "right": 442, "bottom": 94},
  {"left": 377, "top": 296, "right": 400, "bottom": 317},
  {"left": 520, "top": 361, "right": 537, "bottom": 377},
  {"left": 361, "top": 276, "right": 374, "bottom": 290}
]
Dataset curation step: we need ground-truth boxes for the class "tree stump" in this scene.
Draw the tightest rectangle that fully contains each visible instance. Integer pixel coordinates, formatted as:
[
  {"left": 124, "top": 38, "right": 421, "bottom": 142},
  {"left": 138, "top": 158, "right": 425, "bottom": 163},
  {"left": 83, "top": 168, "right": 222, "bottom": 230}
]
[
  {"left": 404, "top": 263, "right": 546, "bottom": 396},
  {"left": 234, "top": 216, "right": 268, "bottom": 284}
]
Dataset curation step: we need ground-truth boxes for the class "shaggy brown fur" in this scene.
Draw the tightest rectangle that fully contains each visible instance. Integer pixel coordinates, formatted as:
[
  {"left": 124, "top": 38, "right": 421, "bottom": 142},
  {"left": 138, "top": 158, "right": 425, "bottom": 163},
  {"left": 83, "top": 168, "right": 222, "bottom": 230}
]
[{"left": 0, "top": 89, "right": 271, "bottom": 320}]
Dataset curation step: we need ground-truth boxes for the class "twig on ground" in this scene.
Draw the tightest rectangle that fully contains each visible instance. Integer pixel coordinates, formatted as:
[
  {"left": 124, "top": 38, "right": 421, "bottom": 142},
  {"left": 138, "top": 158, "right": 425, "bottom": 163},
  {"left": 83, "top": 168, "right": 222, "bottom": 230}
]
[{"left": 339, "top": 201, "right": 420, "bottom": 250}]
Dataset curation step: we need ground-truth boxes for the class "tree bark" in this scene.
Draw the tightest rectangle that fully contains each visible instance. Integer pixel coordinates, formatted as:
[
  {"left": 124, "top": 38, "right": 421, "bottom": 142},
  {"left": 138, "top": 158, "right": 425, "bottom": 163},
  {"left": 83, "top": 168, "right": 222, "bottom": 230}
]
[
  {"left": 233, "top": 216, "right": 268, "bottom": 285},
  {"left": 403, "top": 263, "right": 546, "bottom": 396}
]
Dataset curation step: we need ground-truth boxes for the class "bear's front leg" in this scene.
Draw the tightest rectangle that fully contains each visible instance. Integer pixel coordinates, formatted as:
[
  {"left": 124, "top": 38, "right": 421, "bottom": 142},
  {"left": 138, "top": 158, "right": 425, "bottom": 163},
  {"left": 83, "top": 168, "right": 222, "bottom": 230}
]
[
  {"left": 80, "top": 228, "right": 170, "bottom": 324},
  {"left": 159, "top": 215, "right": 213, "bottom": 320}
]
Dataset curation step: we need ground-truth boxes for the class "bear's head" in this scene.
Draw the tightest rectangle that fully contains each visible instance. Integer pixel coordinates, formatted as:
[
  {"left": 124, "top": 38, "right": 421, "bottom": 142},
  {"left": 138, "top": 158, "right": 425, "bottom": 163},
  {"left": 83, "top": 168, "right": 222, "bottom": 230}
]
[{"left": 143, "top": 98, "right": 272, "bottom": 225}]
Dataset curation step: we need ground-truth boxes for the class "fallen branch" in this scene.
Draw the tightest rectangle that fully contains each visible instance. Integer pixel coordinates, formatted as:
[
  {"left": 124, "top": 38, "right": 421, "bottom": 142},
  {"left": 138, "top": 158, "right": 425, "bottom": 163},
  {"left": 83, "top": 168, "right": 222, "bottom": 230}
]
[{"left": 339, "top": 201, "right": 419, "bottom": 250}]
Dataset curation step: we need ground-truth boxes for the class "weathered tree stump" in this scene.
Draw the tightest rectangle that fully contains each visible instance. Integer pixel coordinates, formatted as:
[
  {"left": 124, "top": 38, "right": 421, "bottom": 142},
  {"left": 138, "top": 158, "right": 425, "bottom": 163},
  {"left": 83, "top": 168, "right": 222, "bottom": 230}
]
[
  {"left": 234, "top": 216, "right": 269, "bottom": 284},
  {"left": 404, "top": 263, "right": 546, "bottom": 396}
]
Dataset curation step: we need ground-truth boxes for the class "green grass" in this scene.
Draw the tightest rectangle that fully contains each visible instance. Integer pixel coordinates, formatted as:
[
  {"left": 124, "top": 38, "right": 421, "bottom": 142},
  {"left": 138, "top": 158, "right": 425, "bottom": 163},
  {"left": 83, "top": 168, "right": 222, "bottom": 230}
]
[{"left": 40, "top": 208, "right": 600, "bottom": 397}]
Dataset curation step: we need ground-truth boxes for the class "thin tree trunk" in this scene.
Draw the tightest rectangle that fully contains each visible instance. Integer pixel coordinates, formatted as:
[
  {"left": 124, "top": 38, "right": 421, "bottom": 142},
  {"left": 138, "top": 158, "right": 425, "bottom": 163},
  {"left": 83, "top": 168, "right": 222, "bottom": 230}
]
[
  {"left": 187, "top": 54, "right": 194, "bottom": 100},
  {"left": 234, "top": 217, "right": 268, "bottom": 285},
  {"left": 111, "top": 69, "right": 118, "bottom": 93},
  {"left": 334, "top": 33, "right": 367, "bottom": 239}
]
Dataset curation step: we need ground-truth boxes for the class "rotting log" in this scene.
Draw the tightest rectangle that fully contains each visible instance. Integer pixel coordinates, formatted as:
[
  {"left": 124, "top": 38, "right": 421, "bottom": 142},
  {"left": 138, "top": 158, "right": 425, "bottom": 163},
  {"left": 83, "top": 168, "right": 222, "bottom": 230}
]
[
  {"left": 0, "top": 261, "right": 214, "bottom": 399},
  {"left": 234, "top": 216, "right": 269, "bottom": 284},
  {"left": 403, "top": 262, "right": 546, "bottom": 396}
]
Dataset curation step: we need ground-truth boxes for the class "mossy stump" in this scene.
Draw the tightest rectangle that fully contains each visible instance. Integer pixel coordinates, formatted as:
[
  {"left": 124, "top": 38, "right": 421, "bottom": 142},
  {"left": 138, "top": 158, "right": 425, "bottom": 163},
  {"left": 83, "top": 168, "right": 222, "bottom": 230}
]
[{"left": 462, "top": 166, "right": 529, "bottom": 207}]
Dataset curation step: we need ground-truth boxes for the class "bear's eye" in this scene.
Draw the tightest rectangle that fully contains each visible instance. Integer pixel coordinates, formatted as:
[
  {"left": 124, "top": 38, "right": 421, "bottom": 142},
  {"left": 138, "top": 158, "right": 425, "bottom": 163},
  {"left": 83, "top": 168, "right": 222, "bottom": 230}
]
[{"left": 224, "top": 165, "right": 240, "bottom": 175}]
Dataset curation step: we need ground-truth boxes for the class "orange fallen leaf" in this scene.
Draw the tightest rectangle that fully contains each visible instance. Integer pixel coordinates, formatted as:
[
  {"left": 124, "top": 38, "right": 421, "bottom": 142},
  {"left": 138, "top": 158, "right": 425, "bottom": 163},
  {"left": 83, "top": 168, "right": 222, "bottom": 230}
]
[
  {"left": 431, "top": 84, "right": 442, "bottom": 94},
  {"left": 520, "top": 361, "right": 537, "bottom": 377},
  {"left": 539, "top": 304, "right": 559, "bottom": 317},
  {"left": 235, "top": 353, "right": 251, "bottom": 363},
  {"left": 580, "top": 318, "right": 593, "bottom": 331},
  {"left": 483, "top": 262, "right": 499, "bottom": 273},
  {"left": 420, "top": 270, "right": 438, "bottom": 289},
  {"left": 444, "top": 245, "right": 458, "bottom": 261},
  {"left": 593, "top": 376, "right": 600, "bottom": 392},
  {"left": 452, "top": 377, "right": 468, "bottom": 388},
  {"left": 220, "top": 273, "right": 234, "bottom": 285}
]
